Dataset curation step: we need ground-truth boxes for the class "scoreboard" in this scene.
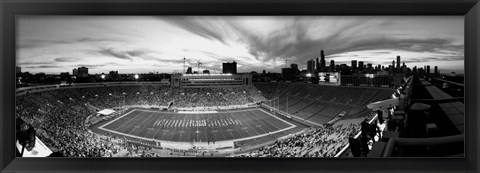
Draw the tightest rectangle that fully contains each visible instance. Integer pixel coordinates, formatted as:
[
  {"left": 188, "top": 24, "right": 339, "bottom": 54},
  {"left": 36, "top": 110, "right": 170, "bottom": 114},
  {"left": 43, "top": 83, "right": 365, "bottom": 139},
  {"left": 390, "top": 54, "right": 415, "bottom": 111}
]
[{"left": 318, "top": 72, "right": 341, "bottom": 85}]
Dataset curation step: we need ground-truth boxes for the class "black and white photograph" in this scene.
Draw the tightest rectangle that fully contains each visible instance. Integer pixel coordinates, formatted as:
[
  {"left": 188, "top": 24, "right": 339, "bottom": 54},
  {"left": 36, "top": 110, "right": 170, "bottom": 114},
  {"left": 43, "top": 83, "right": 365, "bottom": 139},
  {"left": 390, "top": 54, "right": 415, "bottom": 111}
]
[{"left": 15, "top": 16, "right": 465, "bottom": 158}]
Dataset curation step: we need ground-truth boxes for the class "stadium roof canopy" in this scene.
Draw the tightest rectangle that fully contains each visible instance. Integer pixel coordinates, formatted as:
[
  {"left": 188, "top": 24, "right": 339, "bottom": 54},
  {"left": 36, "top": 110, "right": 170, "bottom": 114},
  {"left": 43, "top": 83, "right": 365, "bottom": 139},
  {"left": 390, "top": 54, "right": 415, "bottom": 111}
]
[{"left": 98, "top": 109, "right": 115, "bottom": 116}]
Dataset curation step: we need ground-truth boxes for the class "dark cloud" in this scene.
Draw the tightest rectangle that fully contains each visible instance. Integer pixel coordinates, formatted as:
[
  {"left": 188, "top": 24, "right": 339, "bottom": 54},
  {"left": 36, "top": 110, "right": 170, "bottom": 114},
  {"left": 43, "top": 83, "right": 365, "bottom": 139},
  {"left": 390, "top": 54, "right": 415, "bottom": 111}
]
[
  {"left": 54, "top": 57, "right": 82, "bottom": 62},
  {"left": 17, "top": 61, "right": 55, "bottom": 65},
  {"left": 17, "top": 37, "right": 122, "bottom": 49},
  {"left": 27, "top": 65, "right": 64, "bottom": 68},
  {"left": 225, "top": 19, "right": 463, "bottom": 68},
  {"left": 75, "top": 64, "right": 109, "bottom": 69},
  {"left": 97, "top": 47, "right": 134, "bottom": 61},
  {"left": 126, "top": 50, "right": 149, "bottom": 57},
  {"left": 162, "top": 17, "right": 228, "bottom": 45}
]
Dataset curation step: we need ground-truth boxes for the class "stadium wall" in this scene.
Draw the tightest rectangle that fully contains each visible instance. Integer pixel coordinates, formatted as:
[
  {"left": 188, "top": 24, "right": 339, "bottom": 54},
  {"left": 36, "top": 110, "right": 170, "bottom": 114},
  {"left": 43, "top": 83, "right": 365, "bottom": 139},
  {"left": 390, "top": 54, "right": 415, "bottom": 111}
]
[
  {"left": 171, "top": 73, "right": 252, "bottom": 88},
  {"left": 15, "top": 81, "right": 170, "bottom": 96}
]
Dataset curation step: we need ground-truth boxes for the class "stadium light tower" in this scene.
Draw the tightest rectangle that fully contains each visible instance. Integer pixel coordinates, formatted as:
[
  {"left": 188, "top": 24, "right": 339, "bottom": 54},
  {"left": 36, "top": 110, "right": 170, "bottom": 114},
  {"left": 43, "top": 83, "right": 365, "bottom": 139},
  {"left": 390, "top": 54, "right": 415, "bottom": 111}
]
[
  {"left": 197, "top": 60, "right": 202, "bottom": 73},
  {"left": 183, "top": 57, "right": 186, "bottom": 74},
  {"left": 134, "top": 74, "right": 139, "bottom": 80}
]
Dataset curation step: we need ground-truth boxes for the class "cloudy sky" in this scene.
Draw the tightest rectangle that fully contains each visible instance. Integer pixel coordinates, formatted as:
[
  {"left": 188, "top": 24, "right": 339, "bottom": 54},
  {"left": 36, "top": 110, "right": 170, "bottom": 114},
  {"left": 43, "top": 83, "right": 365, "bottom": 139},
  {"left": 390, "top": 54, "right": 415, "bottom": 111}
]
[{"left": 17, "top": 16, "right": 464, "bottom": 74}]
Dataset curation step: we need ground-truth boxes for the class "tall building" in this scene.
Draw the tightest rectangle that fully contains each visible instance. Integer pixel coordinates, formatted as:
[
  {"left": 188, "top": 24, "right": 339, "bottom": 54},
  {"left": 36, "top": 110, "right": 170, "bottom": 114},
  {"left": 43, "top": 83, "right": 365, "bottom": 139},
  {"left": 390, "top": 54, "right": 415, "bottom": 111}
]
[
  {"left": 320, "top": 50, "right": 326, "bottom": 71},
  {"left": 222, "top": 61, "right": 237, "bottom": 74},
  {"left": 77, "top": 67, "right": 89, "bottom": 78},
  {"left": 290, "top": 64, "right": 299, "bottom": 78},
  {"left": 392, "top": 60, "right": 395, "bottom": 71},
  {"left": 73, "top": 68, "right": 78, "bottom": 76},
  {"left": 358, "top": 61, "right": 364, "bottom": 71},
  {"left": 281, "top": 68, "right": 295, "bottom": 80},
  {"left": 186, "top": 67, "right": 193, "bottom": 74},
  {"left": 316, "top": 57, "right": 319, "bottom": 72},
  {"left": 367, "top": 63, "right": 372, "bottom": 71},
  {"left": 351, "top": 60, "right": 357, "bottom": 69},
  {"left": 307, "top": 59, "right": 315, "bottom": 74},
  {"left": 427, "top": 65, "right": 430, "bottom": 74},
  {"left": 434, "top": 66, "right": 438, "bottom": 75},
  {"left": 291, "top": 64, "right": 298, "bottom": 71},
  {"left": 329, "top": 60, "right": 335, "bottom": 72},
  {"left": 396, "top": 56, "right": 401, "bottom": 70},
  {"left": 16, "top": 66, "right": 21, "bottom": 74},
  {"left": 109, "top": 71, "right": 119, "bottom": 81}
]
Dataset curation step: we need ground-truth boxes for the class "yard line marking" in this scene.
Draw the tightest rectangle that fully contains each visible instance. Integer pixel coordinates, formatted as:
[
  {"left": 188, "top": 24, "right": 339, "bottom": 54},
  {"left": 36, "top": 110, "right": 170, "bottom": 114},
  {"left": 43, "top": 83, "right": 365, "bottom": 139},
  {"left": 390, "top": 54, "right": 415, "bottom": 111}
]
[{"left": 97, "top": 108, "right": 297, "bottom": 148}]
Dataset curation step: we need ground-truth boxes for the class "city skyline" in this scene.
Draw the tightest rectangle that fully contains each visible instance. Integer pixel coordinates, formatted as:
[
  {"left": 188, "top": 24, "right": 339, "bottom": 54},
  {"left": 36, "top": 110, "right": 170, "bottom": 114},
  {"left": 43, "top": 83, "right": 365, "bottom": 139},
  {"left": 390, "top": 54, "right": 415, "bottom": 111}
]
[{"left": 17, "top": 16, "right": 464, "bottom": 74}]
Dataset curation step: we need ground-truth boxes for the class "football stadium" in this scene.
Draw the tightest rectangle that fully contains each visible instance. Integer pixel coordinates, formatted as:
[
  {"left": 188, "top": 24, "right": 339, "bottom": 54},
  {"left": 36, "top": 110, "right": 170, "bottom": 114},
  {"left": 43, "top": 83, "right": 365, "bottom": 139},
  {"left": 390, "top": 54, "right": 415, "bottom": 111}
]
[
  {"left": 14, "top": 72, "right": 395, "bottom": 157},
  {"left": 15, "top": 16, "right": 465, "bottom": 158}
]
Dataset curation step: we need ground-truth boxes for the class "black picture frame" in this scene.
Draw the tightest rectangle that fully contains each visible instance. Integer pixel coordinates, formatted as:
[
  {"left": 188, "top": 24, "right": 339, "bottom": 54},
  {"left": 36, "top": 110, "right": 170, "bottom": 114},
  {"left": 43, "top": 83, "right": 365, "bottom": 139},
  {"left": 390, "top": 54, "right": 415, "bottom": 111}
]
[{"left": 1, "top": 0, "right": 479, "bottom": 173}]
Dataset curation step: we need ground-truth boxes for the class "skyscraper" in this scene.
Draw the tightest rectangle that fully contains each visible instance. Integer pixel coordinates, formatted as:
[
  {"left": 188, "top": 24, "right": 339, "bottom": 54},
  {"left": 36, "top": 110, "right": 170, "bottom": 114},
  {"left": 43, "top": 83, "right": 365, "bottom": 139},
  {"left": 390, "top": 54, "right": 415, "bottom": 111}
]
[
  {"left": 307, "top": 59, "right": 315, "bottom": 74},
  {"left": 78, "top": 67, "right": 89, "bottom": 78},
  {"left": 367, "top": 63, "right": 372, "bottom": 71},
  {"left": 434, "top": 66, "right": 438, "bottom": 75},
  {"left": 291, "top": 64, "right": 299, "bottom": 77},
  {"left": 392, "top": 60, "right": 395, "bottom": 71},
  {"left": 396, "top": 56, "right": 401, "bottom": 70},
  {"left": 73, "top": 68, "right": 78, "bottom": 76},
  {"left": 427, "top": 65, "right": 430, "bottom": 74},
  {"left": 320, "top": 50, "right": 326, "bottom": 71},
  {"left": 351, "top": 60, "right": 357, "bottom": 69},
  {"left": 222, "top": 61, "right": 237, "bottom": 74},
  {"left": 329, "top": 60, "right": 335, "bottom": 72},
  {"left": 358, "top": 61, "right": 364, "bottom": 71}
]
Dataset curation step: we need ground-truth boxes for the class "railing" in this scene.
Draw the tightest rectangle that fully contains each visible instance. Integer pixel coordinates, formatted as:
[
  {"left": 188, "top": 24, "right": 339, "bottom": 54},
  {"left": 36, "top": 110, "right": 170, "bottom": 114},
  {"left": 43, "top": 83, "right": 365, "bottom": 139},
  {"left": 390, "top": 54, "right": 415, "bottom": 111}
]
[{"left": 382, "top": 134, "right": 464, "bottom": 157}]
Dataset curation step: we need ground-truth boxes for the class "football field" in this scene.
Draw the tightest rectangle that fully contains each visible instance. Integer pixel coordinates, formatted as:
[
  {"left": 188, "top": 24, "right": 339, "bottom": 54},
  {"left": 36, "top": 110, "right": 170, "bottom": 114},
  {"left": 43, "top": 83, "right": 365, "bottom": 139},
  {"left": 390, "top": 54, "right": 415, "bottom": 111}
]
[{"left": 98, "top": 108, "right": 295, "bottom": 143}]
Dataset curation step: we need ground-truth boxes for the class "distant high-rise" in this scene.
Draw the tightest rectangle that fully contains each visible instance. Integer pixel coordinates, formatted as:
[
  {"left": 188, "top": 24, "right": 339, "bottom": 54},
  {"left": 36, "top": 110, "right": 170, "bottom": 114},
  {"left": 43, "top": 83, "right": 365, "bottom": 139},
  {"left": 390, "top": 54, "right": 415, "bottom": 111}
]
[
  {"left": 203, "top": 69, "right": 210, "bottom": 74},
  {"left": 358, "top": 61, "right": 364, "bottom": 71},
  {"left": 320, "top": 50, "right": 326, "bottom": 71},
  {"left": 427, "top": 65, "right": 430, "bottom": 74},
  {"left": 392, "top": 60, "right": 395, "bottom": 71},
  {"left": 186, "top": 67, "right": 193, "bottom": 74},
  {"left": 291, "top": 64, "right": 298, "bottom": 71},
  {"left": 367, "top": 63, "right": 372, "bottom": 71},
  {"left": 78, "top": 67, "right": 89, "bottom": 78},
  {"left": 73, "top": 68, "right": 78, "bottom": 76},
  {"left": 291, "top": 64, "right": 299, "bottom": 77},
  {"left": 109, "top": 71, "right": 119, "bottom": 81},
  {"left": 396, "top": 56, "right": 401, "bottom": 70},
  {"left": 351, "top": 60, "right": 357, "bottom": 69},
  {"left": 16, "top": 66, "right": 21, "bottom": 74},
  {"left": 316, "top": 57, "right": 319, "bottom": 72},
  {"left": 222, "top": 61, "right": 237, "bottom": 74},
  {"left": 434, "top": 66, "right": 438, "bottom": 75},
  {"left": 282, "top": 68, "right": 294, "bottom": 80},
  {"left": 307, "top": 59, "right": 315, "bottom": 74},
  {"left": 330, "top": 60, "right": 335, "bottom": 72}
]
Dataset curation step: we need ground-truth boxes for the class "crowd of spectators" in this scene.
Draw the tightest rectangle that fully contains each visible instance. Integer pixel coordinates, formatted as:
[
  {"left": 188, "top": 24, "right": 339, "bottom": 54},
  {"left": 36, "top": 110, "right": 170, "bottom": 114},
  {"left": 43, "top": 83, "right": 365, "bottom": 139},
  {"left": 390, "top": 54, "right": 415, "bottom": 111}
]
[
  {"left": 237, "top": 122, "right": 361, "bottom": 157},
  {"left": 15, "top": 85, "right": 258, "bottom": 157},
  {"left": 68, "top": 85, "right": 255, "bottom": 109},
  {"left": 16, "top": 90, "right": 120, "bottom": 157}
]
